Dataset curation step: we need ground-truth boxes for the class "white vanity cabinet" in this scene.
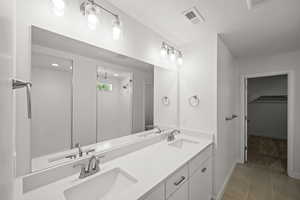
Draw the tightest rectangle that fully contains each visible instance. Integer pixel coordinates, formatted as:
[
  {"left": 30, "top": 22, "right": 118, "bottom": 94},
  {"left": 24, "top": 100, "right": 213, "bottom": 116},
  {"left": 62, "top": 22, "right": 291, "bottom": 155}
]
[
  {"left": 167, "top": 181, "right": 188, "bottom": 200},
  {"left": 189, "top": 146, "right": 212, "bottom": 200},
  {"left": 144, "top": 145, "right": 212, "bottom": 200},
  {"left": 189, "top": 158, "right": 212, "bottom": 200},
  {"left": 143, "top": 183, "right": 165, "bottom": 200}
]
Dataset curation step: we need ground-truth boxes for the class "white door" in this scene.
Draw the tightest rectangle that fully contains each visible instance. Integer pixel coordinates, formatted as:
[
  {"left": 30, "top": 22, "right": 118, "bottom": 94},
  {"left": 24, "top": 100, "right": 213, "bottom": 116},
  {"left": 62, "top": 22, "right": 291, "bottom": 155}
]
[
  {"left": 215, "top": 39, "right": 239, "bottom": 193},
  {"left": 167, "top": 181, "right": 188, "bottom": 200},
  {"left": 189, "top": 159, "right": 212, "bottom": 200},
  {"left": 0, "top": 1, "right": 15, "bottom": 199}
]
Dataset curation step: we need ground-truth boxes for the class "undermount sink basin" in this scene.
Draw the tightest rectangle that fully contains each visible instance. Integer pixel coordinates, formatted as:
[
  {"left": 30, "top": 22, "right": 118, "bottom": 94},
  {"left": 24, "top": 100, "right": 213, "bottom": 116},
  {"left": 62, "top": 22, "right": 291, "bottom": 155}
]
[
  {"left": 64, "top": 168, "right": 138, "bottom": 200},
  {"left": 169, "top": 138, "right": 199, "bottom": 149}
]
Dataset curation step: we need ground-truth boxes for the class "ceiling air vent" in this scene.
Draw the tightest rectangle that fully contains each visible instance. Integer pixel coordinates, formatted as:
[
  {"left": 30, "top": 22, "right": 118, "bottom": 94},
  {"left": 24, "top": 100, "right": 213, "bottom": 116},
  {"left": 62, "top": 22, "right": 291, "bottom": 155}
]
[
  {"left": 246, "top": 0, "right": 268, "bottom": 10},
  {"left": 182, "top": 7, "right": 205, "bottom": 24}
]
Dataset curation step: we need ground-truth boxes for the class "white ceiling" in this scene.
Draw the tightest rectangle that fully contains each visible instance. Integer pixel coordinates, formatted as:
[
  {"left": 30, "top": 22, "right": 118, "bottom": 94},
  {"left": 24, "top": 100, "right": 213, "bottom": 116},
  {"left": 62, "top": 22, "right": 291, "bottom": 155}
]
[
  {"left": 107, "top": 0, "right": 300, "bottom": 57},
  {"left": 32, "top": 53, "right": 73, "bottom": 72}
]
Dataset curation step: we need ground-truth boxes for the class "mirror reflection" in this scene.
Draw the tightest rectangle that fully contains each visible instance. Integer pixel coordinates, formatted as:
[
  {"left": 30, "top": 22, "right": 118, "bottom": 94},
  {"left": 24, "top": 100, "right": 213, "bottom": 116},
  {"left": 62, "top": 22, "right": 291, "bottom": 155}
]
[{"left": 28, "top": 26, "right": 154, "bottom": 174}]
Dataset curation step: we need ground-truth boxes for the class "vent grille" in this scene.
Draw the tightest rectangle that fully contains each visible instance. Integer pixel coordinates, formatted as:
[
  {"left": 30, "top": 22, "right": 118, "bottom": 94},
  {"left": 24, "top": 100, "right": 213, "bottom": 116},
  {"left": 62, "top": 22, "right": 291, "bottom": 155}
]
[
  {"left": 182, "top": 7, "right": 205, "bottom": 24},
  {"left": 247, "top": 0, "right": 268, "bottom": 10}
]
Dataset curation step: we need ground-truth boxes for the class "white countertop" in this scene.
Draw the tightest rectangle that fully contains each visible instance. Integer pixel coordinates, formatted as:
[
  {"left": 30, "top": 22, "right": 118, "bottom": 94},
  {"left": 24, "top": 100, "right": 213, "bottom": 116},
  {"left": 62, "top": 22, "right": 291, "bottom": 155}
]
[{"left": 18, "top": 134, "right": 212, "bottom": 200}]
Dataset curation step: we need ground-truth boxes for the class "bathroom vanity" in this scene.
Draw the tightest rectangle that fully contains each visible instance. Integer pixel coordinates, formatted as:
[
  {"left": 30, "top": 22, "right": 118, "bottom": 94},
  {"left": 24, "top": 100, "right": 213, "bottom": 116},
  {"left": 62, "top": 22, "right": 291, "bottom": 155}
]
[{"left": 16, "top": 133, "right": 212, "bottom": 200}]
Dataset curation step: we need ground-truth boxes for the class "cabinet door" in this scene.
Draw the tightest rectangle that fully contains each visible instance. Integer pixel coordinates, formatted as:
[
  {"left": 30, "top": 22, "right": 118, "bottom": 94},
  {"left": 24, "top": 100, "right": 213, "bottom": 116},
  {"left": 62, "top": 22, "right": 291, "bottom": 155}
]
[
  {"left": 168, "top": 181, "right": 188, "bottom": 200},
  {"left": 189, "top": 159, "right": 212, "bottom": 200},
  {"left": 143, "top": 183, "right": 164, "bottom": 200}
]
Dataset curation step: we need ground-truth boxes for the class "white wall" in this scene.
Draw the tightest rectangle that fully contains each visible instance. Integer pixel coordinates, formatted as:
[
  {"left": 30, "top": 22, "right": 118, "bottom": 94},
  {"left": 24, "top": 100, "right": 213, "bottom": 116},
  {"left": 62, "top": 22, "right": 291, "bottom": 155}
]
[
  {"left": 154, "top": 67, "right": 178, "bottom": 128},
  {"left": 31, "top": 67, "right": 72, "bottom": 158},
  {"left": 215, "top": 37, "right": 239, "bottom": 197},
  {"left": 237, "top": 50, "right": 300, "bottom": 178},
  {"left": 179, "top": 32, "right": 218, "bottom": 134},
  {"left": 0, "top": 0, "right": 15, "bottom": 199}
]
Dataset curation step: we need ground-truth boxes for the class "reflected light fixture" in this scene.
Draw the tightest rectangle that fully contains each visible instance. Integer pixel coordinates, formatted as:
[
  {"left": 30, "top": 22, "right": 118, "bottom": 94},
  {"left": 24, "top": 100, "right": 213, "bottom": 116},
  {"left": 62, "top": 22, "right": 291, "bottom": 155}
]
[
  {"left": 51, "top": 63, "right": 59, "bottom": 67},
  {"left": 112, "top": 16, "right": 121, "bottom": 40},
  {"left": 160, "top": 42, "right": 183, "bottom": 65},
  {"left": 50, "top": 0, "right": 65, "bottom": 16}
]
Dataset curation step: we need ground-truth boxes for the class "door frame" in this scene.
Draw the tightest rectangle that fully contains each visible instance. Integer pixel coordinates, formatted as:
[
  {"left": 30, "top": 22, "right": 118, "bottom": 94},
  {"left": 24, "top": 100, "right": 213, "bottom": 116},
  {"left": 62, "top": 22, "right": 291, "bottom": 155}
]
[{"left": 240, "top": 70, "right": 295, "bottom": 177}]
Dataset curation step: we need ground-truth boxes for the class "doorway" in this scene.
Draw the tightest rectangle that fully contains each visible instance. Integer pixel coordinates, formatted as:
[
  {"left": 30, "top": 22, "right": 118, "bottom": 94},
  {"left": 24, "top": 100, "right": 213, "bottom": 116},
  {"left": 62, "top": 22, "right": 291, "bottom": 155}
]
[{"left": 241, "top": 72, "right": 293, "bottom": 175}]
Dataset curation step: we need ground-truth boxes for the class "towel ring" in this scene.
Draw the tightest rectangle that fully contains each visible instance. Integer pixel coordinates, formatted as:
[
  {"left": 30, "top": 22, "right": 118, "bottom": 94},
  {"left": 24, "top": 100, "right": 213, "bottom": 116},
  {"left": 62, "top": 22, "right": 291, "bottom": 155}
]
[
  {"left": 161, "top": 96, "right": 170, "bottom": 106},
  {"left": 189, "top": 95, "right": 199, "bottom": 107}
]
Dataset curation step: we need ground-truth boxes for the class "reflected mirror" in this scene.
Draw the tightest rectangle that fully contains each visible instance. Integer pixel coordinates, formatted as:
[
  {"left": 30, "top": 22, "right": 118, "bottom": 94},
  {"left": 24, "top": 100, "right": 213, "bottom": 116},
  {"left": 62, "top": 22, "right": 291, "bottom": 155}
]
[{"left": 20, "top": 26, "right": 155, "bottom": 175}]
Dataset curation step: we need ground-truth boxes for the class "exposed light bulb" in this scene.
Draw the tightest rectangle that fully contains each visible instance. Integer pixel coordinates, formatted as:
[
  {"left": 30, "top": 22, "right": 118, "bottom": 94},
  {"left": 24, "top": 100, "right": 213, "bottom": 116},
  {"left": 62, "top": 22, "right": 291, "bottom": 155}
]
[
  {"left": 177, "top": 57, "right": 183, "bottom": 65},
  {"left": 112, "top": 16, "right": 121, "bottom": 40},
  {"left": 87, "top": 13, "right": 98, "bottom": 30},
  {"left": 169, "top": 48, "right": 176, "bottom": 61},
  {"left": 160, "top": 43, "right": 167, "bottom": 57},
  {"left": 51, "top": 0, "right": 65, "bottom": 16},
  {"left": 177, "top": 52, "right": 183, "bottom": 65}
]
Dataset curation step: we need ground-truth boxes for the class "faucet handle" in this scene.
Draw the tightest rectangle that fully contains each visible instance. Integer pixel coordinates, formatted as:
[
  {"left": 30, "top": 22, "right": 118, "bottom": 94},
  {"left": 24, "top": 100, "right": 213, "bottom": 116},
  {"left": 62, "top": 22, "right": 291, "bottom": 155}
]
[{"left": 73, "top": 163, "right": 88, "bottom": 179}]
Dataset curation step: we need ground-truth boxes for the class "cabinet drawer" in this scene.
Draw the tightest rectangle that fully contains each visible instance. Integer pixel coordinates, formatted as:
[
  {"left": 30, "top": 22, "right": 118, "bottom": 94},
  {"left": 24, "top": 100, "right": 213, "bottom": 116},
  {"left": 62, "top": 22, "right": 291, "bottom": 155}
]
[
  {"left": 166, "top": 164, "right": 188, "bottom": 198},
  {"left": 189, "top": 145, "right": 212, "bottom": 176}
]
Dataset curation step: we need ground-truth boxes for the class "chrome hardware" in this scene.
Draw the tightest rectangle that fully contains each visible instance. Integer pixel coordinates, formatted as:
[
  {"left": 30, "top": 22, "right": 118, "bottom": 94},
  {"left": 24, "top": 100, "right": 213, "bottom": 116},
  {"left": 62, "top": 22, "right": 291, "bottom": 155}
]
[
  {"left": 12, "top": 79, "right": 32, "bottom": 119},
  {"left": 86, "top": 149, "right": 95, "bottom": 155},
  {"left": 75, "top": 143, "right": 83, "bottom": 157},
  {"left": 154, "top": 126, "right": 162, "bottom": 134},
  {"left": 174, "top": 176, "right": 186, "bottom": 186},
  {"left": 167, "top": 129, "right": 180, "bottom": 142},
  {"left": 73, "top": 155, "right": 104, "bottom": 179},
  {"left": 73, "top": 163, "right": 88, "bottom": 179},
  {"left": 87, "top": 155, "right": 100, "bottom": 175},
  {"left": 225, "top": 114, "right": 238, "bottom": 121},
  {"left": 65, "top": 154, "right": 76, "bottom": 159}
]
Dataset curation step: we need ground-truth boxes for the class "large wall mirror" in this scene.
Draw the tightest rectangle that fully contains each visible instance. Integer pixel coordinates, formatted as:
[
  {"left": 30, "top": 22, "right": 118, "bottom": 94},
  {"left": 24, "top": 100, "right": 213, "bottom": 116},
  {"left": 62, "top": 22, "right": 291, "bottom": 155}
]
[{"left": 22, "top": 26, "right": 156, "bottom": 175}]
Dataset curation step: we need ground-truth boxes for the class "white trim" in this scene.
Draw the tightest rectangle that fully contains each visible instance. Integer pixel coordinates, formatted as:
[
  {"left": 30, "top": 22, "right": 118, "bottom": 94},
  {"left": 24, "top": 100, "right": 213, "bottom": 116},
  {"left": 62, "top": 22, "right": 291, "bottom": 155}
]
[
  {"left": 214, "top": 161, "right": 237, "bottom": 200},
  {"left": 289, "top": 171, "right": 300, "bottom": 179},
  {"left": 240, "top": 70, "right": 295, "bottom": 176}
]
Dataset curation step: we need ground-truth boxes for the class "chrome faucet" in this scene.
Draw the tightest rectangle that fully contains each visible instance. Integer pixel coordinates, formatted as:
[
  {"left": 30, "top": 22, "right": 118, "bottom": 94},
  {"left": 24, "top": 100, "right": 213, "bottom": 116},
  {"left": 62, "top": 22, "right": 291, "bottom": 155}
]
[
  {"left": 154, "top": 126, "right": 162, "bottom": 134},
  {"left": 73, "top": 155, "right": 104, "bottom": 179},
  {"left": 75, "top": 143, "right": 83, "bottom": 157},
  {"left": 167, "top": 129, "right": 180, "bottom": 142}
]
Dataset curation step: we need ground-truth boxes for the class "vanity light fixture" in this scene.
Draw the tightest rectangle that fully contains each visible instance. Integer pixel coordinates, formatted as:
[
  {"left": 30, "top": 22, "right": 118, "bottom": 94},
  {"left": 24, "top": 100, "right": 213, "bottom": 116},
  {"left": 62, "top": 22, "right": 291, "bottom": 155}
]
[
  {"left": 112, "top": 16, "right": 121, "bottom": 40},
  {"left": 80, "top": 0, "right": 122, "bottom": 40},
  {"left": 177, "top": 51, "right": 183, "bottom": 65},
  {"left": 160, "top": 42, "right": 183, "bottom": 65},
  {"left": 160, "top": 42, "right": 168, "bottom": 57},
  {"left": 50, "top": 0, "right": 65, "bottom": 16}
]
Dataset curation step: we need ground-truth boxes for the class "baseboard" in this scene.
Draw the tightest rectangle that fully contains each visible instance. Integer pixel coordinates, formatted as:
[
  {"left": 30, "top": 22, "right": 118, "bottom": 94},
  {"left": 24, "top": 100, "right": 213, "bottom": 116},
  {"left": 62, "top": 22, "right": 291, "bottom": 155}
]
[
  {"left": 213, "top": 161, "right": 237, "bottom": 200},
  {"left": 288, "top": 170, "right": 300, "bottom": 180}
]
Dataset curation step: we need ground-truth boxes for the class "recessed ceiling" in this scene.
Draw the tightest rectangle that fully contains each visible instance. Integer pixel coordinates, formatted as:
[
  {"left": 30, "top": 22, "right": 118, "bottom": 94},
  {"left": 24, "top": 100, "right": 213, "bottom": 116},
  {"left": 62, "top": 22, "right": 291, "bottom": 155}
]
[{"left": 107, "top": 0, "right": 300, "bottom": 57}]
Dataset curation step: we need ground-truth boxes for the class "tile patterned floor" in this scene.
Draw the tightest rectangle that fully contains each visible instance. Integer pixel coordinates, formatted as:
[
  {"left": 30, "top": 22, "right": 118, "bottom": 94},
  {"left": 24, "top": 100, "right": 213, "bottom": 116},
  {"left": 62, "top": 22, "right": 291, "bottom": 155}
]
[{"left": 222, "top": 163, "right": 300, "bottom": 200}]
